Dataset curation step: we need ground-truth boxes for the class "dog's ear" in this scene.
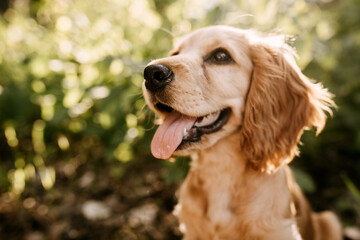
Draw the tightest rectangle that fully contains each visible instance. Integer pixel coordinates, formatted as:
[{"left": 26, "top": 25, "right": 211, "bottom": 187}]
[{"left": 240, "top": 40, "right": 334, "bottom": 172}]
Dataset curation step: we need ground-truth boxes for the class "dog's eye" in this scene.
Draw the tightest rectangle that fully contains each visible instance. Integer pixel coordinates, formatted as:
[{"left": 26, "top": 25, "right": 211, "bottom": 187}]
[
  {"left": 170, "top": 51, "right": 179, "bottom": 56},
  {"left": 206, "top": 49, "right": 233, "bottom": 64}
]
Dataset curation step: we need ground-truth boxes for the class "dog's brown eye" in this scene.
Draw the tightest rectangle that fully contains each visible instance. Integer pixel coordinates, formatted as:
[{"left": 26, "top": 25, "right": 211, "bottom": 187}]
[
  {"left": 214, "top": 52, "right": 228, "bottom": 62},
  {"left": 206, "top": 49, "right": 233, "bottom": 64},
  {"left": 170, "top": 51, "right": 179, "bottom": 56}
]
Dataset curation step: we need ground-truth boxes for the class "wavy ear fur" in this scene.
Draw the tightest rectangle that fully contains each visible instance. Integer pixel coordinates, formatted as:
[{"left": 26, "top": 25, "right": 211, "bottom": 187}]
[{"left": 240, "top": 38, "right": 334, "bottom": 172}]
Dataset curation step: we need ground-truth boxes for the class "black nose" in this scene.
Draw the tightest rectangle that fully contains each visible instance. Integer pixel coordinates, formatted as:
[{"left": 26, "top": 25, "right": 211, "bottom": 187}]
[{"left": 144, "top": 64, "right": 173, "bottom": 92}]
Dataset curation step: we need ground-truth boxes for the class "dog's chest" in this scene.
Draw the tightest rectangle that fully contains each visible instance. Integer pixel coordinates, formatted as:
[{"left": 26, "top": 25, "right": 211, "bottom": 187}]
[
  {"left": 205, "top": 176, "right": 235, "bottom": 224},
  {"left": 187, "top": 153, "right": 242, "bottom": 225},
  {"left": 186, "top": 166, "right": 238, "bottom": 226},
  {"left": 178, "top": 169, "right": 243, "bottom": 239}
]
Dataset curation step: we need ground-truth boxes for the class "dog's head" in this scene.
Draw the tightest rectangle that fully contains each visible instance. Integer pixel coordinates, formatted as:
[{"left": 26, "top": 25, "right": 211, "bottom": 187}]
[{"left": 143, "top": 25, "right": 334, "bottom": 171}]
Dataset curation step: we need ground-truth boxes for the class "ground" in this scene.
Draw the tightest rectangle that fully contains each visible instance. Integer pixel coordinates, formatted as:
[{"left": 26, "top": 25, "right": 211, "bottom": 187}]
[
  {"left": 0, "top": 156, "right": 359, "bottom": 240},
  {"left": 0, "top": 157, "right": 182, "bottom": 240}
]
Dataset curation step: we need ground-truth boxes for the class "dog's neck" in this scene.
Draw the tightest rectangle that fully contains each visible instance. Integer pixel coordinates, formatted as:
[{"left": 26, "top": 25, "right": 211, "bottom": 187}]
[
  {"left": 190, "top": 132, "right": 290, "bottom": 180},
  {"left": 190, "top": 132, "right": 247, "bottom": 173},
  {"left": 183, "top": 132, "right": 293, "bottom": 228}
]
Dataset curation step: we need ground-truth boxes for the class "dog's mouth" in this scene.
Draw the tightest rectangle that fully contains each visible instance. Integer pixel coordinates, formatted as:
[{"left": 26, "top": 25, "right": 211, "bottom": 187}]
[
  {"left": 151, "top": 102, "right": 231, "bottom": 159},
  {"left": 182, "top": 108, "right": 231, "bottom": 142}
]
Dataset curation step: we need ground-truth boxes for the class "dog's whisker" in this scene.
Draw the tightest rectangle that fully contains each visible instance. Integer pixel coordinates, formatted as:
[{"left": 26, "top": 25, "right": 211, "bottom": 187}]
[{"left": 160, "top": 27, "right": 176, "bottom": 37}]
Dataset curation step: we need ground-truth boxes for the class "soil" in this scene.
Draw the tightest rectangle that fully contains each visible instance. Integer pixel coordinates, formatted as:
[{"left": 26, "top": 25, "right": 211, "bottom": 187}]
[{"left": 0, "top": 157, "right": 182, "bottom": 240}]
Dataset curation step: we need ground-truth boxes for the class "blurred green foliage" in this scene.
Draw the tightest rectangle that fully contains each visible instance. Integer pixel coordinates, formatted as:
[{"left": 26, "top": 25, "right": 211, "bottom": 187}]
[{"left": 0, "top": 0, "right": 359, "bottom": 226}]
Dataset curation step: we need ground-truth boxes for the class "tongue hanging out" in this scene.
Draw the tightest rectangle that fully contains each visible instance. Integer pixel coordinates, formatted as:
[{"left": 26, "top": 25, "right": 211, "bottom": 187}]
[
  {"left": 151, "top": 112, "right": 196, "bottom": 159},
  {"left": 150, "top": 109, "right": 229, "bottom": 159}
]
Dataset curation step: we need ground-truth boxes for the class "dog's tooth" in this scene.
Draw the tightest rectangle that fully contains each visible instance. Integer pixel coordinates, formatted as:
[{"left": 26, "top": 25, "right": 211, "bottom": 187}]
[
  {"left": 194, "top": 111, "right": 220, "bottom": 127},
  {"left": 183, "top": 128, "right": 189, "bottom": 137}
]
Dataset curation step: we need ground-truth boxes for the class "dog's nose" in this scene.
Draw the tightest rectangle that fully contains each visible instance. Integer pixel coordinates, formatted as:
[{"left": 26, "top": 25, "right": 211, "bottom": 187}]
[{"left": 144, "top": 64, "right": 173, "bottom": 92}]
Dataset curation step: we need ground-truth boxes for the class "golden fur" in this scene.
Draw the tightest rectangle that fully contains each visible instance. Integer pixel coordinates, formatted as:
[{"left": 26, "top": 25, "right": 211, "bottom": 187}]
[{"left": 143, "top": 26, "right": 342, "bottom": 240}]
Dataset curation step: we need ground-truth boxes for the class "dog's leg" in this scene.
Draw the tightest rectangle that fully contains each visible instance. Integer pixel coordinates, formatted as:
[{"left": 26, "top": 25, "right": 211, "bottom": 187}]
[{"left": 312, "top": 211, "right": 342, "bottom": 240}]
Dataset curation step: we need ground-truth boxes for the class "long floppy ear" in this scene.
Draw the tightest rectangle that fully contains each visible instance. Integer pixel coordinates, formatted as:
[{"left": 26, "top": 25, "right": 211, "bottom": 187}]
[{"left": 240, "top": 39, "right": 334, "bottom": 172}]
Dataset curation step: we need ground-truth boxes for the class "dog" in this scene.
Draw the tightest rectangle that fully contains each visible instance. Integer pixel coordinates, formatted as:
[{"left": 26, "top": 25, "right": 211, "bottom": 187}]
[{"left": 143, "top": 26, "right": 342, "bottom": 240}]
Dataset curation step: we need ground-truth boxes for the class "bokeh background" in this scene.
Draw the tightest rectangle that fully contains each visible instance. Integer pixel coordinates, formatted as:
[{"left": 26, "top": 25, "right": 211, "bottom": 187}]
[{"left": 0, "top": 0, "right": 359, "bottom": 239}]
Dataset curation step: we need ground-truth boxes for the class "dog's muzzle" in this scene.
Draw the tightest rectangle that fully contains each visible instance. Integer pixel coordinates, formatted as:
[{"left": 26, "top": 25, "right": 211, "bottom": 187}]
[{"left": 144, "top": 64, "right": 173, "bottom": 92}]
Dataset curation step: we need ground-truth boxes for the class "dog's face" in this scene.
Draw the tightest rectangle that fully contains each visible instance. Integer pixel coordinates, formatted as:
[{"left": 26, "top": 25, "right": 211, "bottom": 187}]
[
  {"left": 143, "top": 25, "right": 333, "bottom": 170},
  {"left": 143, "top": 26, "right": 253, "bottom": 159}
]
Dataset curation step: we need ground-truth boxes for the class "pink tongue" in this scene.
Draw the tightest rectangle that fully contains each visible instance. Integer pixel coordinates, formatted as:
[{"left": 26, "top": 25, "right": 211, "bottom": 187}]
[{"left": 151, "top": 112, "right": 196, "bottom": 159}]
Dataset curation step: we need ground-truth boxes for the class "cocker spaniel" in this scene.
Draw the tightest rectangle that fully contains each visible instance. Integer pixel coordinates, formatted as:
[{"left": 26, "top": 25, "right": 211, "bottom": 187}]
[{"left": 142, "top": 26, "right": 342, "bottom": 240}]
